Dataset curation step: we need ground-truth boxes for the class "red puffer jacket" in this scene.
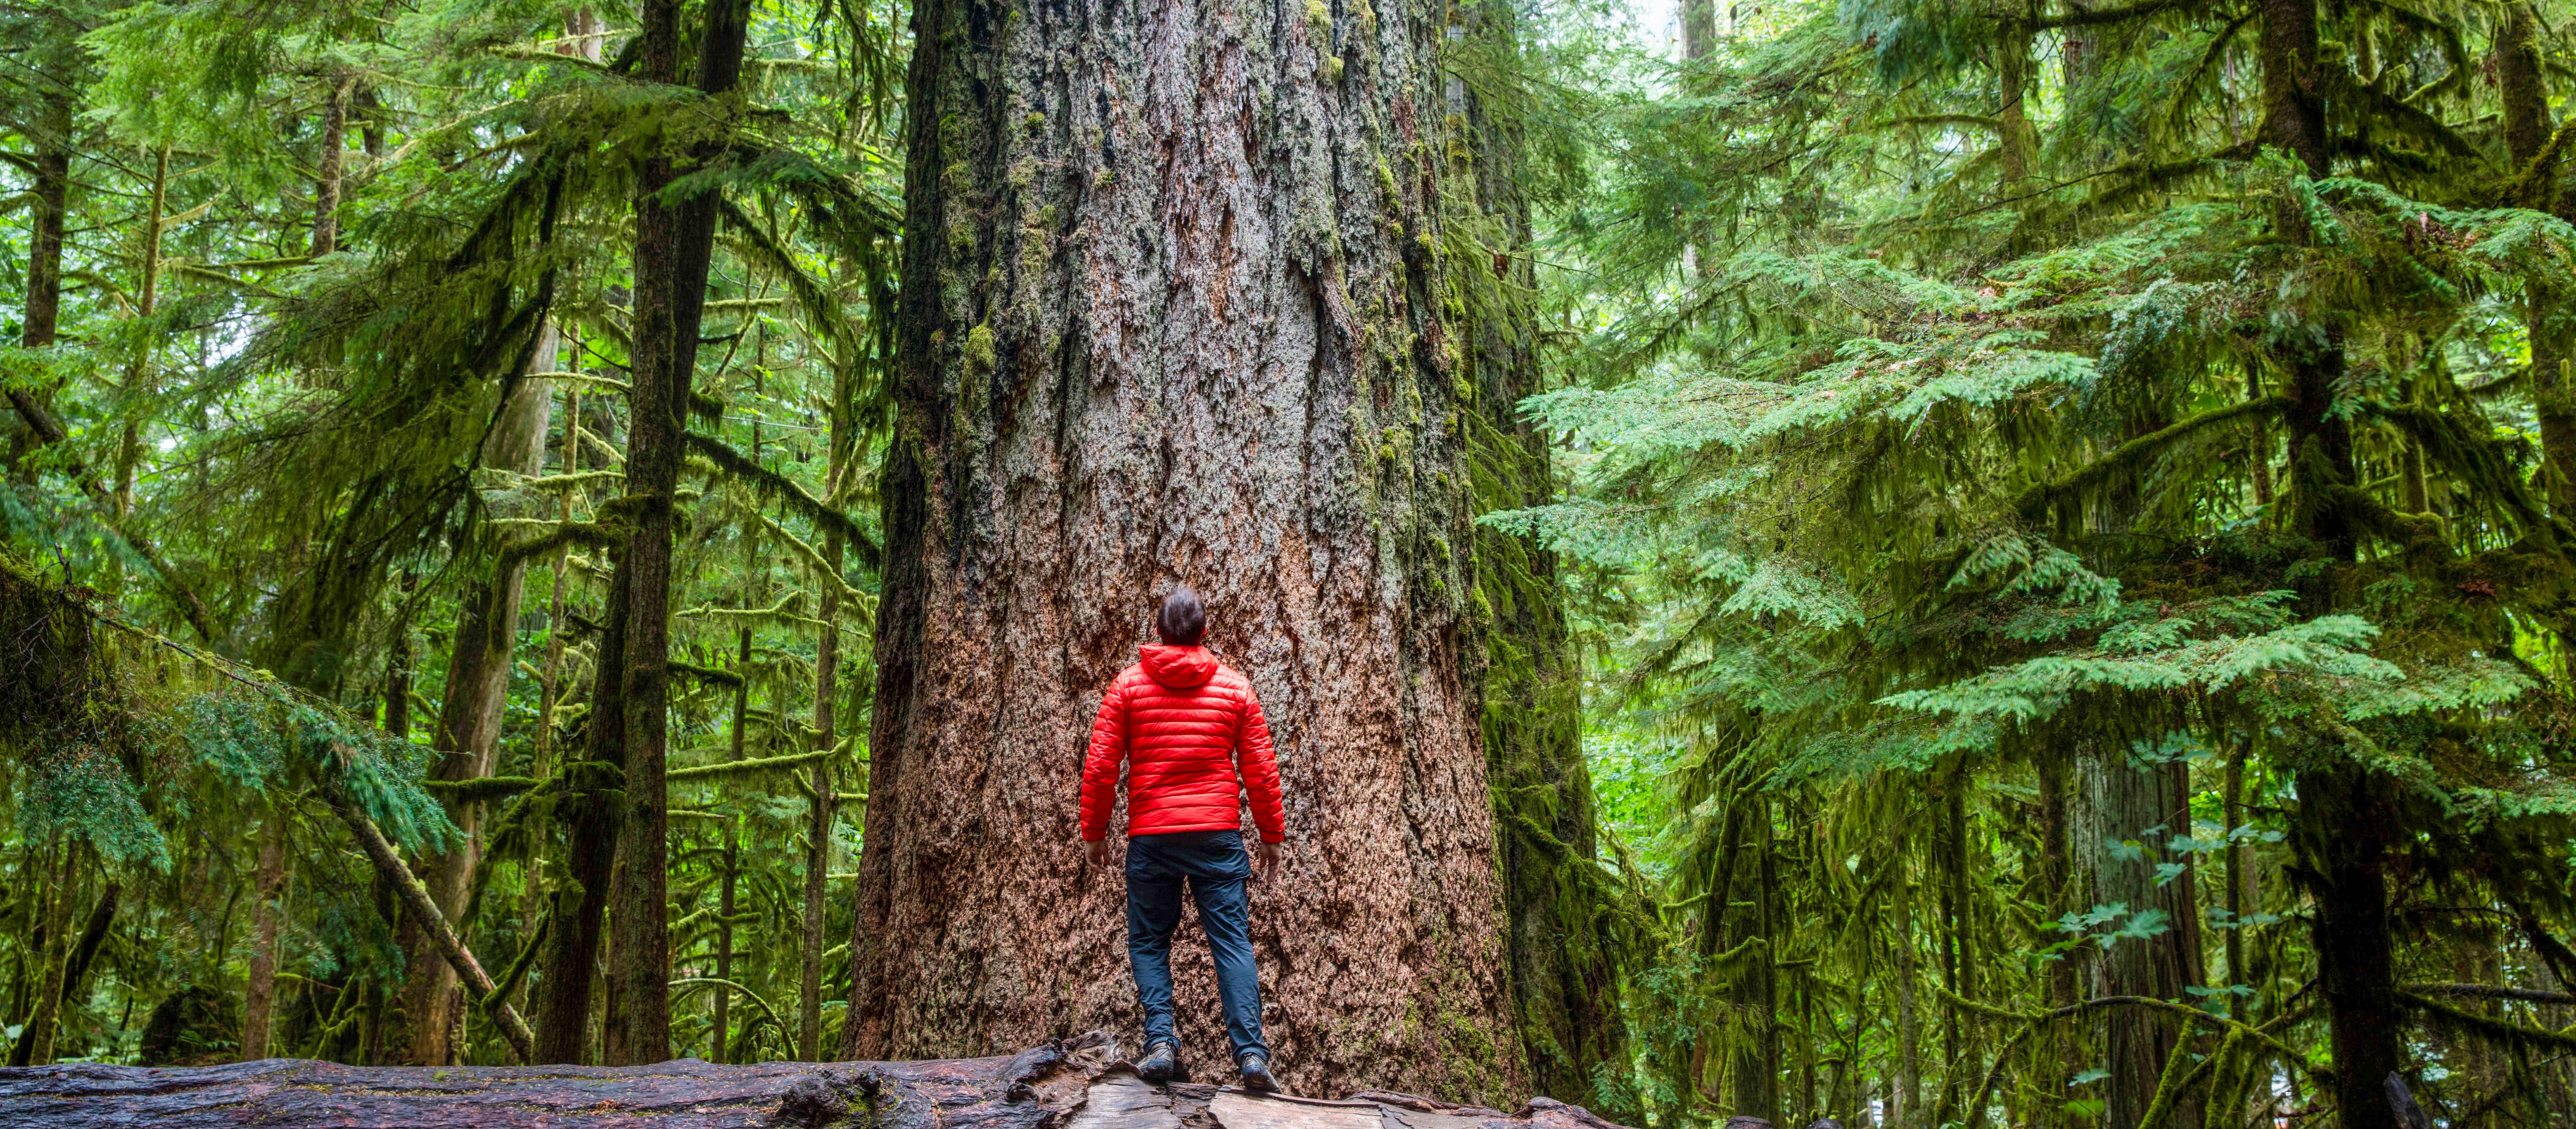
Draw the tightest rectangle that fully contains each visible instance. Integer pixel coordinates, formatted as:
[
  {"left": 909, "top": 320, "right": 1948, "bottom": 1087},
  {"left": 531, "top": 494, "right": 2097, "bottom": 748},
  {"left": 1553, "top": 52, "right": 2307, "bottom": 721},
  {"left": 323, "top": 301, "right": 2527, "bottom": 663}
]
[{"left": 1080, "top": 645, "right": 1285, "bottom": 843}]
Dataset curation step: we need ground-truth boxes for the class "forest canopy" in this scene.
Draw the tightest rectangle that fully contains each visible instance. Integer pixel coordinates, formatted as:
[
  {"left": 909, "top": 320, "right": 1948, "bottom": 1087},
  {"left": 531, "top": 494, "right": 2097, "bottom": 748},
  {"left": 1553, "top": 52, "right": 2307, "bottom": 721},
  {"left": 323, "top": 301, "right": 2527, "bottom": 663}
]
[{"left": 4, "top": 2, "right": 2576, "bottom": 1129}]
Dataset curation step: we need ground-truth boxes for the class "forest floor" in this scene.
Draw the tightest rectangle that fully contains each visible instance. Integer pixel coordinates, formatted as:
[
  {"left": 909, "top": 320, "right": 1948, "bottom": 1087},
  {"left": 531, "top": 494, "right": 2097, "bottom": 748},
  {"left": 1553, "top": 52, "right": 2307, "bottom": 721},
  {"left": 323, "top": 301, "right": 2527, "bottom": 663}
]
[{"left": 0, "top": 1030, "right": 1644, "bottom": 1129}]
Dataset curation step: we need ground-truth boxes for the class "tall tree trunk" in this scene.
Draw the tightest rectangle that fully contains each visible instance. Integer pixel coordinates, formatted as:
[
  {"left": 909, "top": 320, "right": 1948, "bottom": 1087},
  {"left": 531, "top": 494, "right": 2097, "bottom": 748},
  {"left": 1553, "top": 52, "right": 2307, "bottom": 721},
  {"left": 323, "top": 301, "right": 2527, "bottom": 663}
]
[
  {"left": 1681, "top": 0, "right": 1716, "bottom": 67},
  {"left": 385, "top": 574, "right": 416, "bottom": 741},
  {"left": 1457, "top": 0, "right": 1628, "bottom": 1110},
  {"left": 2084, "top": 746, "right": 2205, "bottom": 1129},
  {"left": 2290, "top": 764, "right": 2404, "bottom": 1129},
  {"left": 20, "top": 93, "right": 70, "bottom": 350},
  {"left": 115, "top": 146, "right": 170, "bottom": 520},
  {"left": 800, "top": 529, "right": 843, "bottom": 1062},
  {"left": 2499, "top": 4, "right": 2576, "bottom": 510},
  {"left": 2036, "top": 750, "right": 2080, "bottom": 1128},
  {"left": 313, "top": 78, "right": 349, "bottom": 258},
  {"left": 535, "top": 545, "right": 625, "bottom": 1065},
  {"left": 8, "top": 846, "right": 76, "bottom": 1066},
  {"left": 1892, "top": 863, "right": 1920, "bottom": 1129},
  {"left": 711, "top": 624, "right": 752, "bottom": 1063},
  {"left": 2263, "top": 7, "right": 2398, "bottom": 1126},
  {"left": 1995, "top": 20, "right": 2034, "bottom": 201},
  {"left": 239, "top": 801, "right": 291, "bottom": 1061},
  {"left": 525, "top": 379, "right": 578, "bottom": 954},
  {"left": 841, "top": 0, "right": 1521, "bottom": 1101},
  {"left": 60, "top": 881, "right": 117, "bottom": 1009},
  {"left": 605, "top": 0, "right": 750, "bottom": 1065},
  {"left": 7, "top": 91, "right": 71, "bottom": 472},
  {"left": 1727, "top": 797, "right": 1777, "bottom": 1125},
  {"left": 2222, "top": 742, "right": 2248, "bottom": 1023},
  {"left": 392, "top": 326, "right": 556, "bottom": 1066}
]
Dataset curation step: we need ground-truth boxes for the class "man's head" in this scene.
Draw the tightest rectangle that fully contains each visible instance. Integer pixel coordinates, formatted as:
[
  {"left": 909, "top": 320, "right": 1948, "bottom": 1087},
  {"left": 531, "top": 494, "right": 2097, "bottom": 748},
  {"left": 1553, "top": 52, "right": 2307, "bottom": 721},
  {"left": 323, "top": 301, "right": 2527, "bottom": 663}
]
[{"left": 1157, "top": 585, "right": 1206, "bottom": 646}]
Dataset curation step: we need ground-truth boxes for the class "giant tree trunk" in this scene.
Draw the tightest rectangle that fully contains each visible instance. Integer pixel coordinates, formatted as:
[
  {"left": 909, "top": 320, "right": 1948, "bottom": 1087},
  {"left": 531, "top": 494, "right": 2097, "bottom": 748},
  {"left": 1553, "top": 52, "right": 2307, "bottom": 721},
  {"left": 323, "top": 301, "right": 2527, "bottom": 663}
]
[
  {"left": 2081, "top": 747, "right": 2204, "bottom": 1129},
  {"left": 843, "top": 0, "right": 1520, "bottom": 1101},
  {"left": 0, "top": 1032, "right": 1636, "bottom": 1129},
  {"left": 390, "top": 328, "right": 556, "bottom": 1066},
  {"left": 602, "top": 0, "right": 750, "bottom": 1066}
]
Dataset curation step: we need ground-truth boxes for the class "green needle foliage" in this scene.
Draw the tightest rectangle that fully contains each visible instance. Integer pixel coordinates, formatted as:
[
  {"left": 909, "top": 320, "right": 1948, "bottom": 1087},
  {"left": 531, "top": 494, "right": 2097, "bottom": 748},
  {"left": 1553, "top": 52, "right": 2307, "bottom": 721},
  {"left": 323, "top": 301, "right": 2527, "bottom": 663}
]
[{"left": 3, "top": 0, "right": 897, "bottom": 1069}]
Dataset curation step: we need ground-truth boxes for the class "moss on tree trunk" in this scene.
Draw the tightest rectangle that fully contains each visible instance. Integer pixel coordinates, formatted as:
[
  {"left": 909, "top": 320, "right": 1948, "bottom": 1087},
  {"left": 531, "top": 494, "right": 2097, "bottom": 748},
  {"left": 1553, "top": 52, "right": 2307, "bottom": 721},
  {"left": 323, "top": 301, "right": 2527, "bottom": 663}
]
[{"left": 843, "top": 0, "right": 1523, "bottom": 1101}]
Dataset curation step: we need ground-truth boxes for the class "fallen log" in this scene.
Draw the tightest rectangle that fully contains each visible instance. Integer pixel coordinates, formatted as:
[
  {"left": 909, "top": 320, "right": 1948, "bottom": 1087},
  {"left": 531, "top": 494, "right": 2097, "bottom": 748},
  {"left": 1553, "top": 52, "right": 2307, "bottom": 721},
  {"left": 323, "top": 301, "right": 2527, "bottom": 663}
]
[{"left": 0, "top": 1031, "right": 1662, "bottom": 1129}]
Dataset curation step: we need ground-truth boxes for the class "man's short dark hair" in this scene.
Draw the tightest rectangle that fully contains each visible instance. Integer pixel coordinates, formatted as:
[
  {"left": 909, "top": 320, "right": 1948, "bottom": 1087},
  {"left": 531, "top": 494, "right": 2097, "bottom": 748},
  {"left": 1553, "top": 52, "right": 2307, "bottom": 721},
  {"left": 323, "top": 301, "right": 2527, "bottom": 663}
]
[{"left": 1157, "top": 585, "right": 1206, "bottom": 646}]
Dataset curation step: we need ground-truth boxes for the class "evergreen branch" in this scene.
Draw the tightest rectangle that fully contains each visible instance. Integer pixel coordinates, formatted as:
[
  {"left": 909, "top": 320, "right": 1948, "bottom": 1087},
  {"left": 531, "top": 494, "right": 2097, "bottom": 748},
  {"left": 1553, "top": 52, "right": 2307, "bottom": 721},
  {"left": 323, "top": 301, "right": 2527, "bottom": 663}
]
[
  {"left": 3, "top": 388, "right": 220, "bottom": 643},
  {"left": 716, "top": 197, "right": 860, "bottom": 364},
  {"left": 2504, "top": 116, "right": 2576, "bottom": 209},
  {"left": 2327, "top": 70, "right": 2477, "bottom": 159},
  {"left": 2014, "top": 397, "right": 2292, "bottom": 521},
  {"left": 531, "top": 370, "right": 631, "bottom": 394},
  {"left": 579, "top": 426, "right": 626, "bottom": 466},
  {"left": 669, "top": 977, "right": 786, "bottom": 1038},
  {"left": 479, "top": 909, "right": 551, "bottom": 1014},
  {"left": 321, "top": 780, "right": 536, "bottom": 1064},
  {"left": 684, "top": 431, "right": 875, "bottom": 560},
  {"left": 421, "top": 776, "right": 541, "bottom": 803},
  {"left": 2400, "top": 991, "right": 2576, "bottom": 1050},
  {"left": 2402, "top": 982, "right": 2576, "bottom": 1006},
  {"left": 2030, "top": 0, "right": 2186, "bottom": 30},
  {"left": 2371, "top": 403, "right": 2555, "bottom": 542},
  {"left": 669, "top": 659, "right": 745, "bottom": 688},
  {"left": 1934, "top": 982, "right": 2327, "bottom": 1086},
  {"left": 2161, "top": 13, "right": 2257, "bottom": 141},
  {"left": 740, "top": 504, "right": 869, "bottom": 609},
  {"left": 515, "top": 470, "right": 626, "bottom": 491},
  {"left": 1870, "top": 115, "right": 1999, "bottom": 133},
  {"left": 666, "top": 748, "right": 835, "bottom": 783},
  {"left": 496, "top": 521, "right": 623, "bottom": 569}
]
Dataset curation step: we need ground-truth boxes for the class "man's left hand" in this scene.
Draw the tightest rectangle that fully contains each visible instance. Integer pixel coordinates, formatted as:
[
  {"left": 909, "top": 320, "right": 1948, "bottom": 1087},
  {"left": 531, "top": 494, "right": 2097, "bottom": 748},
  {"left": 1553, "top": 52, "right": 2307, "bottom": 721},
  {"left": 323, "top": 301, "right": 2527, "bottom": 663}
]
[
  {"left": 1255, "top": 841, "right": 1281, "bottom": 884},
  {"left": 1085, "top": 839, "right": 1111, "bottom": 871}
]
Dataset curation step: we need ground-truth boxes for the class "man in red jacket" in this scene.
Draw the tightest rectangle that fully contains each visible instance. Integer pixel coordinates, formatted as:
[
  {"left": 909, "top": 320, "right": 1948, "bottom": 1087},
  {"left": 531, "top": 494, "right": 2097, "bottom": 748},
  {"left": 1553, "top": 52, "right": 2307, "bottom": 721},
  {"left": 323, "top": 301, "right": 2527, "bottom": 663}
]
[{"left": 1080, "top": 585, "right": 1286, "bottom": 1092}]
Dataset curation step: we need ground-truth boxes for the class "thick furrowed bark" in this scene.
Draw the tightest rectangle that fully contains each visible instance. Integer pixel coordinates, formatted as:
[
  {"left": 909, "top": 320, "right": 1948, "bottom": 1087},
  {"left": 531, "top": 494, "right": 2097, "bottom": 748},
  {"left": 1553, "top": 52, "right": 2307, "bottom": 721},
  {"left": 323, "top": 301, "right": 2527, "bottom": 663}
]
[{"left": 844, "top": 0, "right": 1518, "bottom": 1102}]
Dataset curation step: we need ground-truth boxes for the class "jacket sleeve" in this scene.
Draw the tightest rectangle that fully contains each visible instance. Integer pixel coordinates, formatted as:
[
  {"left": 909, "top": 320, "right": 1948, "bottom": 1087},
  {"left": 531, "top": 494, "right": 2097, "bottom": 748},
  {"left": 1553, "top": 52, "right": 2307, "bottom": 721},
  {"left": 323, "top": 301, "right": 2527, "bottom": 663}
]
[
  {"left": 1235, "top": 683, "right": 1286, "bottom": 844},
  {"left": 1079, "top": 677, "right": 1128, "bottom": 841}
]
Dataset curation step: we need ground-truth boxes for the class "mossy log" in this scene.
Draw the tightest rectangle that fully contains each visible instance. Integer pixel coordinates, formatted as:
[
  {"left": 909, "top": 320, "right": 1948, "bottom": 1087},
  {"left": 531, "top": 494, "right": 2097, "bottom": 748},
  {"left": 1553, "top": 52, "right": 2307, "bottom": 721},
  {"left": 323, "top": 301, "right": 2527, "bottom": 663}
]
[{"left": 0, "top": 1031, "right": 1661, "bottom": 1129}]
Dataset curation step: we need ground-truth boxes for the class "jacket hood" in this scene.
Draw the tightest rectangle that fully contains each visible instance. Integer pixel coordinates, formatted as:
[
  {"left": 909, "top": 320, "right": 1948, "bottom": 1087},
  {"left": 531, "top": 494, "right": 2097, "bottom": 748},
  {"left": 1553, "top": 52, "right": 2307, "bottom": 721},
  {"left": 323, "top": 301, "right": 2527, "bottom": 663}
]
[{"left": 1139, "top": 644, "right": 1218, "bottom": 689}]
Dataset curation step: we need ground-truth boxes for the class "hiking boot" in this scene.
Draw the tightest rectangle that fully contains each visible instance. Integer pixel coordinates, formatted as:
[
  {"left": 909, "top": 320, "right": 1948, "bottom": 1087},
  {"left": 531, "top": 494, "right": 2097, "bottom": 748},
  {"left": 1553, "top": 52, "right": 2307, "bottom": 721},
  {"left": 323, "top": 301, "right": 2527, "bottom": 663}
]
[
  {"left": 1237, "top": 1052, "right": 1278, "bottom": 1093},
  {"left": 1136, "top": 1039, "right": 1178, "bottom": 1084}
]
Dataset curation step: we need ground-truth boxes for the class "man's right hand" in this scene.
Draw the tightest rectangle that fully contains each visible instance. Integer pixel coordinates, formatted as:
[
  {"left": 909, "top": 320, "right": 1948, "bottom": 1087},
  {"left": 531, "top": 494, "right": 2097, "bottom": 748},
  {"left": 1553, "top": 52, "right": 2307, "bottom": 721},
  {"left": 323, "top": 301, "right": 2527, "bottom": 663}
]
[{"left": 1085, "top": 839, "right": 1111, "bottom": 870}]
